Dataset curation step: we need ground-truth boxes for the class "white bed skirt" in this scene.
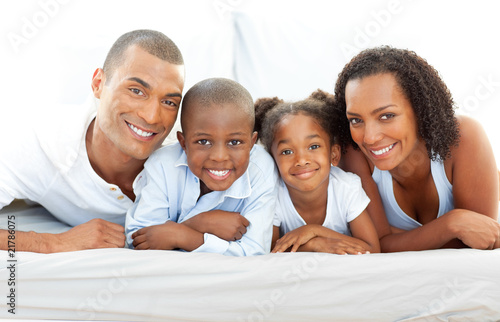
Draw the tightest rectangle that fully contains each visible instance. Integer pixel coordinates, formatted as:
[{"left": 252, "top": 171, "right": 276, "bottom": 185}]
[{"left": 1, "top": 203, "right": 499, "bottom": 321}]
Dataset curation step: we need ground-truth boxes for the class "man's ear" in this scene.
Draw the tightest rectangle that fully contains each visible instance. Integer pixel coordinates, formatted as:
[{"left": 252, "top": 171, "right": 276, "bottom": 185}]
[
  {"left": 250, "top": 131, "right": 258, "bottom": 147},
  {"left": 91, "top": 68, "right": 105, "bottom": 99},
  {"left": 331, "top": 144, "right": 341, "bottom": 166},
  {"left": 177, "top": 131, "right": 186, "bottom": 150}
]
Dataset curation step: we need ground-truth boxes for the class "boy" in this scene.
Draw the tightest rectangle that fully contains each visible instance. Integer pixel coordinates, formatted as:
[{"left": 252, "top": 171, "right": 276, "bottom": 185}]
[{"left": 125, "top": 78, "right": 278, "bottom": 256}]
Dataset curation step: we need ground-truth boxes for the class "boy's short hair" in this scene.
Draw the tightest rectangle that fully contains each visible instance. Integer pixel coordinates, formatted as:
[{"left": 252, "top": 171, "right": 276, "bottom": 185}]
[{"left": 181, "top": 78, "right": 255, "bottom": 130}]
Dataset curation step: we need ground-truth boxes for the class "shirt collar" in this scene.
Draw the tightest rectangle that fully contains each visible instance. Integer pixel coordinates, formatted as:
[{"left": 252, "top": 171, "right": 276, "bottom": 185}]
[{"left": 174, "top": 149, "right": 252, "bottom": 200}]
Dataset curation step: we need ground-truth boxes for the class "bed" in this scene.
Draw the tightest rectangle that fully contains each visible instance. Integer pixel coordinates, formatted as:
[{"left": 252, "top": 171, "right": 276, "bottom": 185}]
[{"left": 1, "top": 201, "right": 499, "bottom": 321}]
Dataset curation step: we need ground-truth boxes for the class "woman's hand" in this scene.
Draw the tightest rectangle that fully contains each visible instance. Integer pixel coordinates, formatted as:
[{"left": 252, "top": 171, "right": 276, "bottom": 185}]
[{"left": 449, "top": 209, "right": 500, "bottom": 250}]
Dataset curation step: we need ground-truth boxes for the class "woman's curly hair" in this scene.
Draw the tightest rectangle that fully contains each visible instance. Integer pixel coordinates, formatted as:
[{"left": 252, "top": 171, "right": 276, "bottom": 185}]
[
  {"left": 254, "top": 89, "right": 340, "bottom": 153},
  {"left": 333, "top": 46, "right": 460, "bottom": 161}
]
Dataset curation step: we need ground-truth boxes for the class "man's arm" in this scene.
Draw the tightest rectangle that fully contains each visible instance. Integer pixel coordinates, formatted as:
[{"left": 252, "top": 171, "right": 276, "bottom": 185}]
[{"left": 0, "top": 219, "right": 125, "bottom": 253}]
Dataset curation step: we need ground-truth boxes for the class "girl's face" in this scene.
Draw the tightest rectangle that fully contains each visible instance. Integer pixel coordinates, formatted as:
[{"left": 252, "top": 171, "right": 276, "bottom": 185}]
[
  {"left": 345, "top": 72, "right": 422, "bottom": 171},
  {"left": 270, "top": 113, "right": 339, "bottom": 195}
]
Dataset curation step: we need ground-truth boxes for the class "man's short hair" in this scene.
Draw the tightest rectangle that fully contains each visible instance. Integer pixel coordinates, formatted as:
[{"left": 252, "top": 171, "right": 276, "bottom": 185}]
[{"left": 103, "top": 29, "right": 184, "bottom": 79}]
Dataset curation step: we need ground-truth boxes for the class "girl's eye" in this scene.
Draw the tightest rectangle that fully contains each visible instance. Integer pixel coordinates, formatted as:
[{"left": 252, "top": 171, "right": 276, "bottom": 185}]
[
  {"left": 281, "top": 149, "right": 293, "bottom": 155},
  {"left": 380, "top": 113, "right": 395, "bottom": 120},
  {"left": 228, "top": 140, "right": 242, "bottom": 146},
  {"left": 309, "top": 144, "right": 320, "bottom": 150},
  {"left": 196, "top": 139, "right": 210, "bottom": 145},
  {"left": 349, "top": 118, "right": 362, "bottom": 125},
  {"left": 130, "top": 88, "right": 144, "bottom": 96}
]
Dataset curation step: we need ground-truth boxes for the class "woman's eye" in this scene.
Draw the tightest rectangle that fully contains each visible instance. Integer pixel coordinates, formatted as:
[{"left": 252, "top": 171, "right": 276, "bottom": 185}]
[
  {"left": 197, "top": 139, "right": 210, "bottom": 145},
  {"left": 309, "top": 144, "right": 320, "bottom": 150},
  {"left": 281, "top": 150, "right": 293, "bottom": 155},
  {"left": 130, "top": 88, "right": 144, "bottom": 96},
  {"left": 349, "top": 118, "right": 362, "bottom": 125},
  {"left": 380, "top": 113, "right": 395, "bottom": 120},
  {"left": 228, "top": 140, "right": 242, "bottom": 146}
]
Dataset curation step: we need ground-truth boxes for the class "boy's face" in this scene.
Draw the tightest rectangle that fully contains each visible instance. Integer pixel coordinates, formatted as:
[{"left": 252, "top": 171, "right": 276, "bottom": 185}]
[{"left": 177, "top": 102, "right": 257, "bottom": 193}]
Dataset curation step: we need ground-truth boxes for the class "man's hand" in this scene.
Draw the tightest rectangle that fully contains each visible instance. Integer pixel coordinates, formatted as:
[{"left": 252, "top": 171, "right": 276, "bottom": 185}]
[
  {"left": 182, "top": 210, "right": 249, "bottom": 241},
  {"left": 53, "top": 218, "right": 125, "bottom": 252}
]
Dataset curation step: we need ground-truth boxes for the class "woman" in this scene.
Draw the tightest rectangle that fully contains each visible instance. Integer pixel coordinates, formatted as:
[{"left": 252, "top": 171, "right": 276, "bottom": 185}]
[{"left": 334, "top": 46, "right": 500, "bottom": 252}]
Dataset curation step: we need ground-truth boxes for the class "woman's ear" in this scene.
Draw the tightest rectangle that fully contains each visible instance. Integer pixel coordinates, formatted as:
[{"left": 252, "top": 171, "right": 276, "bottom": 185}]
[{"left": 331, "top": 144, "right": 341, "bottom": 166}]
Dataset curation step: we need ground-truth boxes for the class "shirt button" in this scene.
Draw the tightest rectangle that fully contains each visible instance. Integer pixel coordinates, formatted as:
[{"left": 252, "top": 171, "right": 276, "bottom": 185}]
[
  {"left": 110, "top": 187, "right": 117, "bottom": 191},
  {"left": 117, "top": 195, "right": 124, "bottom": 200}
]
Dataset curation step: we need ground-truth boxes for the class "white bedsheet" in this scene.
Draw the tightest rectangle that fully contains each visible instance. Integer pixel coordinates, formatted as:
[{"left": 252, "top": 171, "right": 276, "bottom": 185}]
[{"left": 1, "top": 203, "right": 499, "bottom": 321}]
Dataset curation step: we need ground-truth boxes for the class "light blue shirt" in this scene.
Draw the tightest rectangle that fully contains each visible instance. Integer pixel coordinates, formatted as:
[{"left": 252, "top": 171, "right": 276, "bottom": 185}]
[
  {"left": 126, "top": 143, "right": 278, "bottom": 256},
  {"left": 372, "top": 158, "right": 454, "bottom": 230}
]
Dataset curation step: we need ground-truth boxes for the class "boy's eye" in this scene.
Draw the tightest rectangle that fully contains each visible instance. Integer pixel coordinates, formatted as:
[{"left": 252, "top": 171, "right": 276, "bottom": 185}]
[
  {"left": 130, "top": 88, "right": 144, "bottom": 96},
  {"left": 380, "top": 113, "right": 395, "bottom": 120},
  {"left": 196, "top": 139, "right": 210, "bottom": 145},
  {"left": 281, "top": 149, "right": 293, "bottom": 155},
  {"left": 228, "top": 140, "right": 242, "bottom": 146},
  {"left": 309, "top": 144, "right": 320, "bottom": 150}
]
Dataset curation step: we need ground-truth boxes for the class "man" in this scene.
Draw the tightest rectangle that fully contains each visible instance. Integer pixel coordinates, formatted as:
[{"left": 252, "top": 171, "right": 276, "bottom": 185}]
[{"left": 0, "top": 29, "right": 185, "bottom": 253}]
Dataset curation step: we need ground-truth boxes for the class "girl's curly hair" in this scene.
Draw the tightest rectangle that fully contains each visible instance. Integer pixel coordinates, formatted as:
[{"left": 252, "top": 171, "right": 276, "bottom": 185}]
[
  {"left": 333, "top": 46, "right": 460, "bottom": 161},
  {"left": 254, "top": 89, "right": 340, "bottom": 153}
]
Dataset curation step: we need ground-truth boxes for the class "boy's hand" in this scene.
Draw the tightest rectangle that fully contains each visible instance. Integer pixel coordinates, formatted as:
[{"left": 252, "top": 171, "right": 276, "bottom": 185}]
[
  {"left": 182, "top": 210, "right": 249, "bottom": 242},
  {"left": 272, "top": 225, "right": 318, "bottom": 253},
  {"left": 132, "top": 221, "right": 181, "bottom": 250}
]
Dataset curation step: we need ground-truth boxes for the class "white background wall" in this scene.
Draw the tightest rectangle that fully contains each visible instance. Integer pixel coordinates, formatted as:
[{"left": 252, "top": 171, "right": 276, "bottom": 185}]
[{"left": 1, "top": 0, "right": 499, "bottom": 167}]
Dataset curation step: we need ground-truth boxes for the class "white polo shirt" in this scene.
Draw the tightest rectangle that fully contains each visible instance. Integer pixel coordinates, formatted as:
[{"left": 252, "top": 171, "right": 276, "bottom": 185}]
[{"left": 0, "top": 97, "right": 133, "bottom": 227}]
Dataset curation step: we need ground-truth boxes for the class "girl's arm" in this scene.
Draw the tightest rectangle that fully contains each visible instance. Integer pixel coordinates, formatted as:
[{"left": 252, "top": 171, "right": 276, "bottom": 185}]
[
  {"left": 272, "top": 218, "right": 378, "bottom": 254},
  {"left": 271, "top": 226, "right": 280, "bottom": 250}
]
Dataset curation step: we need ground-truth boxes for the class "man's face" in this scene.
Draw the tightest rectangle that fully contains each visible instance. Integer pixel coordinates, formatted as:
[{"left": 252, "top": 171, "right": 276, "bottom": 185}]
[{"left": 92, "top": 45, "right": 185, "bottom": 161}]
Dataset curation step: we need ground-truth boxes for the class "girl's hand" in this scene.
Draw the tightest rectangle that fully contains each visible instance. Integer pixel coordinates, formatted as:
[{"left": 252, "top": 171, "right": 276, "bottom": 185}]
[
  {"left": 309, "top": 236, "right": 370, "bottom": 255},
  {"left": 450, "top": 209, "right": 500, "bottom": 250},
  {"left": 272, "top": 225, "right": 319, "bottom": 253}
]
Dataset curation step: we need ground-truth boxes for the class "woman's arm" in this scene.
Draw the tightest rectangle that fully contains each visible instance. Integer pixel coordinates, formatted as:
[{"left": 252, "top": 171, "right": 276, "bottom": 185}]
[{"left": 340, "top": 117, "right": 500, "bottom": 252}]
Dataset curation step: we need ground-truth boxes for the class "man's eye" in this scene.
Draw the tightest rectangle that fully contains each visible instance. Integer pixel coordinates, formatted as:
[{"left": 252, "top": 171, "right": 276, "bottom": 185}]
[
  {"left": 130, "top": 88, "right": 144, "bottom": 96},
  {"left": 162, "top": 99, "right": 177, "bottom": 107},
  {"left": 281, "top": 150, "right": 293, "bottom": 155},
  {"left": 228, "top": 140, "right": 242, "bottom": 146},
  {"left": 197, "top": 139, "right": 210, "bottom": 145}
]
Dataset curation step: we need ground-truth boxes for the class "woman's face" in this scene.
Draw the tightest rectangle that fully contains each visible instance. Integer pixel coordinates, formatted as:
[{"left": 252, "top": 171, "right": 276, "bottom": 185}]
[{"left": 345, "top": 72, "right": 422, "bottom": 171}]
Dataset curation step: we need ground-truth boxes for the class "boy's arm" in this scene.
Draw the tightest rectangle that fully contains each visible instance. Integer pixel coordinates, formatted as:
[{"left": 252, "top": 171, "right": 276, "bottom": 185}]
[
  {"left": 132, "top": 221, "right": 204, "bottom": 250},
  {"left": 181, "top": 210, "right": 249, "bottom": 241},
  {"left": 190, "top": 160, "right": 279, "bottom": 256}
]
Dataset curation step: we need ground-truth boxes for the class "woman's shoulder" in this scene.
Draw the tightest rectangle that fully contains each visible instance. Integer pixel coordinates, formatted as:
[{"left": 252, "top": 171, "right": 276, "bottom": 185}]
[
  {"left": 338, "top": 146, "right": 375, "bottom": 178},
  {"left": 448, "top": 114, "right": 492, "bottom": 162}
]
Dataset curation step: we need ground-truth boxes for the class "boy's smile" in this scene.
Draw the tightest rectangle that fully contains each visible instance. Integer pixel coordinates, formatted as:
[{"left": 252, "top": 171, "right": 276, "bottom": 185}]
[{"left": 177, "top": 102, "right": 257, "bottom": 194}]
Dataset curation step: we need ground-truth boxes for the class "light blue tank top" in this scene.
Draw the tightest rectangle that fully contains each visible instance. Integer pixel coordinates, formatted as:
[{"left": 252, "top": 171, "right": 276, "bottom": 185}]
[{"left": 372, "top": 159, "right": 454, "bottom": 230}]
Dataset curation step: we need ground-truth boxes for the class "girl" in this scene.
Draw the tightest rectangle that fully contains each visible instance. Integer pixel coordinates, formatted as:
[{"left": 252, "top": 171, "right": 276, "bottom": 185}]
[
  {"left": 334, "top": 46, "right": 500, "bottom": 252},
  {"left": 255, "top": 90, "right": 380, "bottom": 254}
]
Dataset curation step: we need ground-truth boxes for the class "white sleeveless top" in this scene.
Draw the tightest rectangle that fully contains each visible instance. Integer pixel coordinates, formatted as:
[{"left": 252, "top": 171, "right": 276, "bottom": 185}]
[{"left": 372, "top": 160, "right": 454, "bottom": 230}]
